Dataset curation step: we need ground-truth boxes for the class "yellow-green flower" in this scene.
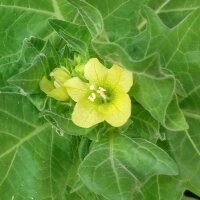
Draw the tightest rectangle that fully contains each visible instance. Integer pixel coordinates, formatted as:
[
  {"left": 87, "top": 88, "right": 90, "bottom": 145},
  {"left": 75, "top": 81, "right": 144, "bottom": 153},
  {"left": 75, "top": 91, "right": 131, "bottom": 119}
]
[
  {"left": 40, "top": 67, "right": 70, "bottom": 101},
  {"left": 65, "top": 58, "right": 133, "bottom": 128}
]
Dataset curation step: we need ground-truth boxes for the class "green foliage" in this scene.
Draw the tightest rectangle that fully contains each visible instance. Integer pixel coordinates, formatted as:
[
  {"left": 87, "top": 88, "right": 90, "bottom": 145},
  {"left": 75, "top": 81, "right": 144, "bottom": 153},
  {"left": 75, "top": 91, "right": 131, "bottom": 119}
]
[{"left": 0, "top": 0, "right": 200, "bottom": 199}]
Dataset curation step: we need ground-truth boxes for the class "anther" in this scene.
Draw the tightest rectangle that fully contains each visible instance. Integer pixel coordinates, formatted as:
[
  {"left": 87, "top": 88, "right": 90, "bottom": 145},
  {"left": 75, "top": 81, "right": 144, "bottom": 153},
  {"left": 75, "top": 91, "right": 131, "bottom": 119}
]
[
  {"left": 88, "top": 92, "right": 96, "bottom": 102},
  {"left": 98, "top": 87, "right": 106, "bottom": 92},
  {"left": 89, "top": 85, "right": 95, "bottom": 90},
  {"left": 91, "top": 93, "right": 96, "bottom": 99},
  {"left": 88, "top": 96, "right": 95, "bottom": 102}
]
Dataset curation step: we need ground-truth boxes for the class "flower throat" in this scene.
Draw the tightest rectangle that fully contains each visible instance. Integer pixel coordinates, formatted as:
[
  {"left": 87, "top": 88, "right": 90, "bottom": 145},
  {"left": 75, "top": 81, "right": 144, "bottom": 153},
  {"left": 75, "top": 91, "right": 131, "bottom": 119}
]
[{"left": 88, "top": 85, "right": 110, "bottom": 103}]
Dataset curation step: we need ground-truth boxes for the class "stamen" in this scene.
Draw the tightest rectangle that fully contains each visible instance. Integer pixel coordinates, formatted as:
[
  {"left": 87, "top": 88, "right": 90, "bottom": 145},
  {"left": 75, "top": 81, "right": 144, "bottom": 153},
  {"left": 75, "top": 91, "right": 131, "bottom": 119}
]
[
  {"left": 99, "top": 92, "right": 107, "bottom": 100},
  {"left": 88, "top": 86, "right": 109, "bottom": 103},
  {"left": 96, "top": 90, "right": 101, "bottom": 94},
  {"left": 98, "top": 87, "right": 106, "bottom": 92},
  {"left": 54, "top": 81, "right": 60, "bottom": 88},
  {"left": 89, "top": 85, "right": 95, "bottom": 90},
  {"left": 50, "top": 72, "right": 54, "bottom": 77},
  {"left": 88, "top": 96, "right": 95, "bottom": 102},
  {"left": 88, "top": 92, "right": 96, "bottom": 102},
  {"left": 91, "top": 93, "right": 96, "bottom": 99}
]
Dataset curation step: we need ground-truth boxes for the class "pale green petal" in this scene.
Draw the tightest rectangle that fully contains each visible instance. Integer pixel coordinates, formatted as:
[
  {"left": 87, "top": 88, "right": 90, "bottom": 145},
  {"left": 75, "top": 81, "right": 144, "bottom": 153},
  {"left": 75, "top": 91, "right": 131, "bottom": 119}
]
[
  {"left": 72, "top": 101, "right": 104, "bottom": 128},
  {"left": 75, "top": 64, "right": 85, "bottom": 75},
  {"left": 104, "top": 92, "right": 131, "bottom": 127},
  {"left": 50, "top": 67, "right": 70, "bottom": 85},
  {"left": 64, "top": 77, "right": 89, "bottom": 102},
  {"left": 84, "top": 58, "right": 108, "bottom": 85},
  {"left": 40, "top": 76, "right": 54, "bottom": 94},
  {"left": 47, "top": 87, "right": 69, "bottom": 101},
  {"left": 106, "top": 64, "right": 133, "bottom": 92}
]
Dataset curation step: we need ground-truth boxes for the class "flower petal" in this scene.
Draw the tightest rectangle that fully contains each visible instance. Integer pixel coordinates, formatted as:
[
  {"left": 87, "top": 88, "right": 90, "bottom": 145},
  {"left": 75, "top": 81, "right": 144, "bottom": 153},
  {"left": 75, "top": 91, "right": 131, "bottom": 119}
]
[
  {"left": 47, "top": 87, "right": 69, "bottom": 101},
  {"left": 40, "top": 76, "right": 54, "bottom": 94},
  {"left": 106, "top": 64, "right": 133, "bottom": 92},
  {"left": 72, "top": 101, "right": 104, "bottom": 128},
  {"left": 104, "top": 91, "right": 131, "bottom": 127},
  {"left": 84, "top": 58, "right": 107, "bottom": 85},
  {"left": 64, "top": 77, "right": 89, "bottom": 102},
  {"left": 50, "top": 67, "right": 70, "bottom": 85}
]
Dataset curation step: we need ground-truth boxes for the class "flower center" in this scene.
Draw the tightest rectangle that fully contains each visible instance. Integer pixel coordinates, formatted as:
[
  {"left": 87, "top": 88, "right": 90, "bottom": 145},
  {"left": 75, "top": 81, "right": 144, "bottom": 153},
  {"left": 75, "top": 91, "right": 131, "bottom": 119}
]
[{"left": 88, "top": 85, "right": 109, "bottom": 103}]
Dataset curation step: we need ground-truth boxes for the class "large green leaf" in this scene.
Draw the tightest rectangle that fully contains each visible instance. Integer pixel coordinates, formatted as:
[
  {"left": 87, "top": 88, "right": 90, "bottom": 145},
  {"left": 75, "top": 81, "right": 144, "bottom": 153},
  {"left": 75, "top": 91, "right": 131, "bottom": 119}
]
[
  {"left": 132, "top": 74, "right": 188, "bottom": 131},
  {"left": 157, "top": 0, "right": 200, "bottom": 28},
  {"left": 79, "top": 133, "right": 178, "bottom": 200},
  {"left": 0, "top": 92, "right": 78, "bottom": 199},
  {"left": 0, "top": 0, "right": 78, "bottom": 91},
  {"left": 166, "top": 88, "right": 200, "bottom": 196},
  {"left": 0, "top": 0, "right": 77, "bottom": 57},
  {"left": 85, "top": 0, "right": 147, "bottom": 40},
  {"left": 132, "top": 6, "right": 200, "bottom": 96}
]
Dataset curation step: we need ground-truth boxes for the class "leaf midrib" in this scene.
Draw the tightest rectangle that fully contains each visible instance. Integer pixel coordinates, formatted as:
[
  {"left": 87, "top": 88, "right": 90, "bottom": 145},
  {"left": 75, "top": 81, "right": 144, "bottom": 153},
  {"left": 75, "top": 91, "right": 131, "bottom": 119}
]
[
  {"left": 0, "top": 108, "right": 37, "bottom": 128},
  {"left": 0, "top": 0, "right": 65, "bottom": 20},
  {"left": 0, "top": 123, "right": 50, "bottom": 159},
  {"left": 0, "top": 4, "right": 55, "bottom": 16}
]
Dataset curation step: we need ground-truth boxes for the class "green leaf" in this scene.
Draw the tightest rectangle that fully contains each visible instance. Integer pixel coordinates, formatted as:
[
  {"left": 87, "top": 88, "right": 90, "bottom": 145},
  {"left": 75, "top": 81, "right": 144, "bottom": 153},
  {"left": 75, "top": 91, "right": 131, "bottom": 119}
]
[
  {"left": 41, "top": 99, "right": 95, "bottom": 136},
  {"left": 0, "top": 0, "right": 77, "bottom": 58},
  {"left": 180, "top": 88, "right": 200, "bottom": 116},
  {"left": 0, "top": 37, "right": 46, "bottom": 90},
  {"left": 8, "top": 53, "right": 49, "bottom": 94},
  {"left": 79, "top": 133, "right": 178, "bottom": 200},
  {"left": 1, "top": 0, "right": 200, "bottom": 199},
  {"left": 132, "top": 74, "right": 188, "bottom": 131},
  {"left": 160, "top": 9, "right": 200, "bottom": 95},
  {"left": 126, "top": 103, "right": 160, "bottom": 143},
  {"left": 86, "top": 0, "right": 147, "bottom": 40},
  {"left": 141, "top": 175, "right": 183, "bottom": 200},
  {"left": 68, "top": 0, "right": 105, "bottom": 38},
  {"left": 0, "top": 92, "right": 77, "bottom": 199},
  {"left": 157, "top": 0, "right": 200, "bottom": 28},
  {"left": 49, "top": 19, "right": 90, "bottom": 55},
  {"left": 165, "top": 95, "right": 189, "bottom": 130},
  {"left": 43, "top": 109, "right": 94, "bottom": 136},
  {"left": 167, "top": 88, "right": 200, "bottom": 196},
  {"left": 136, "top": 7, "right": 200, "bottom": 96},
  {"left": 8, "top": 41, "right": 59, "bottom": 94},
  {"left": 92, "top": 40, "right": 162, "bottom": 76}
]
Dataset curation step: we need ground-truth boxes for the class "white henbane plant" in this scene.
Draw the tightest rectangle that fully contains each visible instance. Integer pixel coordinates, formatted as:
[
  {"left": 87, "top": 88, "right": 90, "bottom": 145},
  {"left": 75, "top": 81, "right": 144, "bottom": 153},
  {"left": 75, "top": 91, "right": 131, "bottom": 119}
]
[{"left": 0, "top": 0, "right": 199, "bottom": 199}]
